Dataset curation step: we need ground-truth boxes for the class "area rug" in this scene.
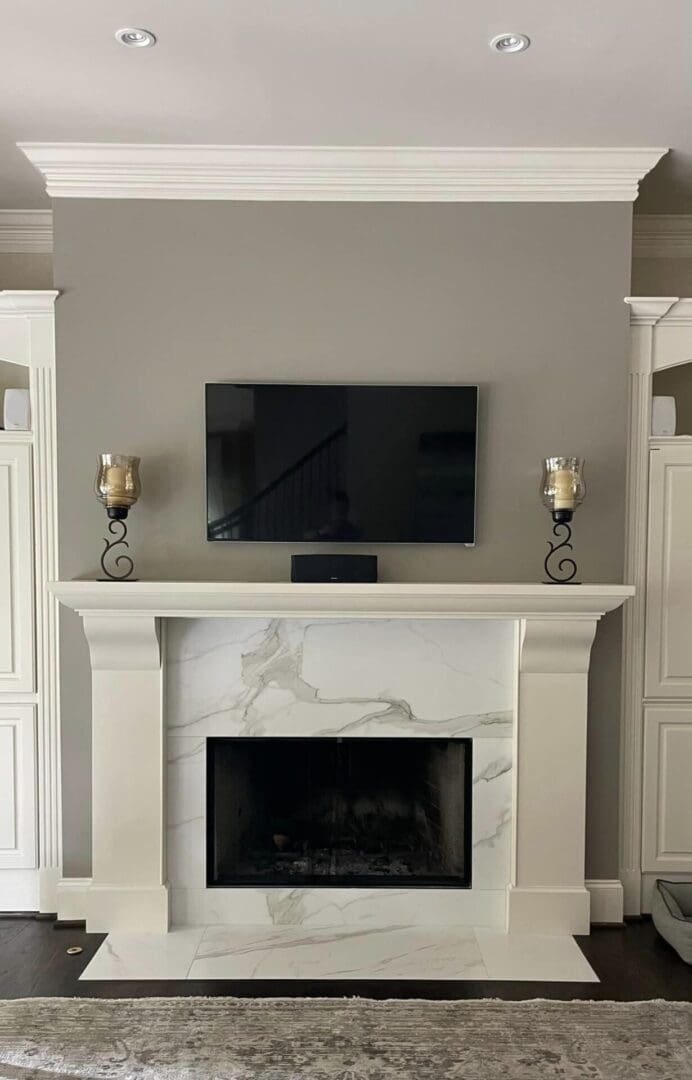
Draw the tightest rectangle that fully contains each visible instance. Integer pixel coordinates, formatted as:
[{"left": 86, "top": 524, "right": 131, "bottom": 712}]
[{"left": 0, "top": 997, "right": 690, "bottom": 1080}]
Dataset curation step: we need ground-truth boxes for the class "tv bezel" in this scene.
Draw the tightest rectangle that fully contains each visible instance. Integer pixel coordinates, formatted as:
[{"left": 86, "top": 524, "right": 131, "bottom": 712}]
[{"left": 204, "top": 381, "right": 479, "bottom": 547}]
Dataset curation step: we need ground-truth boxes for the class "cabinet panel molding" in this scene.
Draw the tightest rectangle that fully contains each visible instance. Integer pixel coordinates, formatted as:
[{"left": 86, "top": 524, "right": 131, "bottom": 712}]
[
  {"left": 642, "top": 706, "right": 692, "bottom": 872},
  {"left": 645, "top": 445, "right": 692, "bottom": 697},
  {"left": 0, "top": 705, "right": 37, "bottom": 869},
  {"left": 0, "top": 443, "right": 34, "bottom": 694}
]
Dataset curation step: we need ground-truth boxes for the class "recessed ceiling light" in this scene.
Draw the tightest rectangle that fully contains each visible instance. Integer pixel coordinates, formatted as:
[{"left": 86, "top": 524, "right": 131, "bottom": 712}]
[
  {"left": 489, "top": 33, "right": 530, "bottom": 54},
  {"left": 115, "top": 27, "right": 157, "bottom": 48}
]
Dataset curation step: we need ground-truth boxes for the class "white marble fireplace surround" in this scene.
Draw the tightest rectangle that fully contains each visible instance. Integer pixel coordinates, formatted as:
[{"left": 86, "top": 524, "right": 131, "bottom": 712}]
[
  {"left": 51, "top": 581, "right": 633, "bottom": 943},
  {"left": 166, "top": 617, "right": 514, "bottom": 931}
]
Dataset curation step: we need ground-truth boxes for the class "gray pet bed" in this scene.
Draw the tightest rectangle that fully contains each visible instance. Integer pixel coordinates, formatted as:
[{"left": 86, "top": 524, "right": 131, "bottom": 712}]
[{"left": 652, "top": 880, "right": 692, "bottom": 963}]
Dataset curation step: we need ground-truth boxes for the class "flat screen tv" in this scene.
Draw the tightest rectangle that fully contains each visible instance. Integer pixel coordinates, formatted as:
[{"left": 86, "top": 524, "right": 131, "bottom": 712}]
[{"left": 206, "top": 384, "right": 478, "bottom": 544}]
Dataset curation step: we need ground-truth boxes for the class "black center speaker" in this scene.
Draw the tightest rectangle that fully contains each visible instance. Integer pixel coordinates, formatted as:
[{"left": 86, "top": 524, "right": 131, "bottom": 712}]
[{"left": 291, "top": 554, "right": 378, "bottom": 583}]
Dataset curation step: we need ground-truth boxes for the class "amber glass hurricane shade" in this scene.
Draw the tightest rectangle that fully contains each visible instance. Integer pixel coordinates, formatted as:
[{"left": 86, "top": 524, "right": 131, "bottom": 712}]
[
  {"left": 541, "top": 457, "right": 585, "bottom": 523},
  {"left": 94, "top": 453, "right": 141, "bottom": 520}
]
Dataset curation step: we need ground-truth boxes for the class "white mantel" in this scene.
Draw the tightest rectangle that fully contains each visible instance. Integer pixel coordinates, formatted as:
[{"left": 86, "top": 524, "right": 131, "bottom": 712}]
[
  {"left": 51, "top": 580, "right": 632, "bottom": 619},
  {"left": 51, "top": 580, "right": 633, "bottom": 937}
]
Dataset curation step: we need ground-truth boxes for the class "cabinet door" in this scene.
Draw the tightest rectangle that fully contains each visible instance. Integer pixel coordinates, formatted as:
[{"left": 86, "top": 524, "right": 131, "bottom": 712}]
[
  {"left": 0, "top": 442, "right": 34, "bottom": 693},
  {"left": 642, "top": 706, "right": 692, "bottom": 872},
  {"left": 0, "top": 705, "right": 36, "bottom": 869},
  {"left": 645, "top": 444, "right": 692, "bottom": 698}
]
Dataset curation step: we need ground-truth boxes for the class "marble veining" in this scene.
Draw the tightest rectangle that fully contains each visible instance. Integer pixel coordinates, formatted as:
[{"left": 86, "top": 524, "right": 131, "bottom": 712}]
[
  {"left": 79, "top": 925, "right": 599, "bottom": 982},
  {"left": 166, "top": 618, "right": 514, "bottom": 739},
  {"left": 80, "top": 927, "right": 205, "bottom": 981},
  {"left": 471, "top": 739, "right": 512, "bottom": 889},
  {"left": 190, "top": 924, "right": 488, "bottom": 981},
  {"left": 170, "top": 885, "right": 508, "bottom": 929},
  {"left": 166, "top": 617, "right": 514, "bottom": 928}
]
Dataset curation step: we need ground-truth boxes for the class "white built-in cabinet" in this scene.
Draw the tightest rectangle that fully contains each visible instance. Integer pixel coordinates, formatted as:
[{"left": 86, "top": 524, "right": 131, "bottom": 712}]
[
  {"left": 641, "top": 440, "right": 692, "bottom": 877},
  {"left": 0, "top": 292, "right": 60, "bottom": 913},
  {"left": 622, "top": 300, "right": 692, "bottom": 917}
]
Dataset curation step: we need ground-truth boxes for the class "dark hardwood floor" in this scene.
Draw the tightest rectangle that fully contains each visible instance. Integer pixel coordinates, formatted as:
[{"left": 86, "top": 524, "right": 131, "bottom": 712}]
[{"left": 1, "top": 916, "right": 691, "bottom": 1001}]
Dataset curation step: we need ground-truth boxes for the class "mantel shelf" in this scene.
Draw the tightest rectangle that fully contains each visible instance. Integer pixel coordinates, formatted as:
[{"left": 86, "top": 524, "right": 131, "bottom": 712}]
[{"left": 49, "top": 580, "right": 634, "bottom": 620}]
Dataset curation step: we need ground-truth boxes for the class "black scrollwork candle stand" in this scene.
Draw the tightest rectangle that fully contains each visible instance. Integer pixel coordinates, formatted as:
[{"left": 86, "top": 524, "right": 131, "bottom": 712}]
[
  {"left": 544, "top": 515, "right": 579, "bottom": 585},
  {"left": 100, "top": 517, "right": 136, "bottom": 581},
  {"left": 540, "top": 457, "right": 586, "bottom": 585}
]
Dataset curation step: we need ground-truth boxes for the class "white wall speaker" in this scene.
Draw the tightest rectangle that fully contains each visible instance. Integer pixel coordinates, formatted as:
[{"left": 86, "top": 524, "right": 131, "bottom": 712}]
[
  {"left": 652, "top": 395, "right": 676, "bottom": 437},
  {"left": 3, "top": 389, "right": 31, "bottom": 431}
]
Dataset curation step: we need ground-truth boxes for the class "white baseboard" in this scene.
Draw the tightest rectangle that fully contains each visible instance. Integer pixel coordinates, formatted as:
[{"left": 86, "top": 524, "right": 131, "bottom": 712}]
[
  {"left": 57, "top": 878, "right": 623, "bottom": 931},
  {"left": 586, "top": 879, "right": 624, "bottom": 924},
  {"left": 38, "top": 867, "right": 61, "bottom": 913},
  {"left": 620, "top": 868, "right": 642, "bottom": 918},
  {"left": 56, "top": 877, "right": 92, "bottom": 922}
]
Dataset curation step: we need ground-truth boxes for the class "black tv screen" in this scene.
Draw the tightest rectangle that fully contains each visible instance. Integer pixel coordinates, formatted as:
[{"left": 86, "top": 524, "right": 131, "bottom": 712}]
[{"left": 206, "top": 384, "right": 478, "bottom": 544}]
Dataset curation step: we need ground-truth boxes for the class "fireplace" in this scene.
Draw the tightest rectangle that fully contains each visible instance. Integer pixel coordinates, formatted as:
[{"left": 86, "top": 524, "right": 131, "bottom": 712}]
[
  {"left": 50, "top": 586, "right": 632, "bottom": 934},
  {"left": 207, "top": 737, "right": 472, "bottom": 888}
]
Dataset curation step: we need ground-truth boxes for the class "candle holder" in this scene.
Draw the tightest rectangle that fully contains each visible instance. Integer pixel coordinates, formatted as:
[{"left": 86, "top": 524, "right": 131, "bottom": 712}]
[
  {"left": 540, "top": 457, "right": 586, "bottom": 584},
  {"left": 94, "top": 453, "right": 141, "bottom": 581}
]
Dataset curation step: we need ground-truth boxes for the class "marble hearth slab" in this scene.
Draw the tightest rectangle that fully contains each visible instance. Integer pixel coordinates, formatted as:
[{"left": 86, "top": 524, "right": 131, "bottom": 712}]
[
  {"left": 79, "top": 926, "right": 598, "bottom": 982},
  {"left": 475, "top": 929, "right": 598, "bottom": 982},
  {"left": 79, "top": 927, "right": 205, "bottom": 981},
  {"left": 188, "top": 925, "right": 487, "bottom": 981}
]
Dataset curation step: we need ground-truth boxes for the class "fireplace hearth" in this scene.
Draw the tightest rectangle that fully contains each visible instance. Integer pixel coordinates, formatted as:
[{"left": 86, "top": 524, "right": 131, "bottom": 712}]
[{"left": 207, "top": 737, "right": 472, "bottom": 888}]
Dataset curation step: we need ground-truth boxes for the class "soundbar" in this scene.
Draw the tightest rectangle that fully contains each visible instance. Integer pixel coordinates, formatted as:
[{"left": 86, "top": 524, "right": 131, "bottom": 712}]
[{"left": 291, "top": 554, "right": 378, "bottom": 583}]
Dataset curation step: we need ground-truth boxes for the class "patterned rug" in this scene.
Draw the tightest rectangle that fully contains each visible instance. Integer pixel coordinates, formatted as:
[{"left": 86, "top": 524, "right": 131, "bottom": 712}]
[{"left": 0, "top": 997, "right": 690, "bottom": 1079}]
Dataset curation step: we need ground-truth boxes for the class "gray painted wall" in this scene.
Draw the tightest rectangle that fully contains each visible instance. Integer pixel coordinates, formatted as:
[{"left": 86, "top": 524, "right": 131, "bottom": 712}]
[
  {"left": 52, "top": 200, "right": 632, "bottom": 879},
  {"left": 0, "top": 253, "right": 53, "bottom": 290},
  {"left": 631, "top": 256, "right": 692, "bottom": 296}
]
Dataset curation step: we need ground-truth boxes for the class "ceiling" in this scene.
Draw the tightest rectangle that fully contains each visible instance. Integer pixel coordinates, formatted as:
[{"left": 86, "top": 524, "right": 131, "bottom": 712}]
[{"left": 1, "top": 0, "right": 689, "bottom": 211}]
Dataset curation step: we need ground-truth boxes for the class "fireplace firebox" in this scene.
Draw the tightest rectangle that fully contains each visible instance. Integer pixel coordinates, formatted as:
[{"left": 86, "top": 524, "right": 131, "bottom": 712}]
[{"left": 207, "top": 737, "right": 472, "bottom": 888}]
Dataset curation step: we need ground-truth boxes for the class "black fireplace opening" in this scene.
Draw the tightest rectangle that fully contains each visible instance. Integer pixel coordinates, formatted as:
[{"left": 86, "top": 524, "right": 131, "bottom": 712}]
[{"left": 206, "top": 737, "right": 472, "bottom": 888}]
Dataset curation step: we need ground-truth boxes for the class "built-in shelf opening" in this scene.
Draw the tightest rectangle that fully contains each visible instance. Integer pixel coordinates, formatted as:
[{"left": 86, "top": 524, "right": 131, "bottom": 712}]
[{"left": 653, "top": 361, "right": 692, "bottom": 436}]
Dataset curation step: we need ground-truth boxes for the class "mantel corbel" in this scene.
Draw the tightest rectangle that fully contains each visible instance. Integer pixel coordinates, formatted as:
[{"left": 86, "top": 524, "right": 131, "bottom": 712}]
[
  {"left": 82, "top": 614, "right": 161, "bottom": 671},
  {"left": 519, "top": 616, "right": 599, "bottom": 675}
]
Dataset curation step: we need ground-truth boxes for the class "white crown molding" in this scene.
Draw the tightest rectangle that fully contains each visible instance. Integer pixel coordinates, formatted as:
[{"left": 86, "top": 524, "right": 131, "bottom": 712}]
[
  {"left": 625, "top": 296, "right": 692, "bottom": 329},
  {"left": 0, "top": 211, "right": 53, "bottom": 253},
  {"left": 633, "top": 215, "right": 692, "bottom": 258},
  {"left": 625, "top": 296, "right": 680, "bottom": 326},
  {"left": 0, "top": 290, "right": 58, "bottom": 317},
  {"left": 17, "top": 144, "right": 667, "bottom": 202}
]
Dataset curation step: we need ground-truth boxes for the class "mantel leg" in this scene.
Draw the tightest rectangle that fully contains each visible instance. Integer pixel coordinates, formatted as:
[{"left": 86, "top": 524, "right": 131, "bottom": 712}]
[
  {"left": 508, "top": 616, "right": 599, "bottom": 935},
  {"left": 83, "top": 614, "right": 168, "bottom": 933}
]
